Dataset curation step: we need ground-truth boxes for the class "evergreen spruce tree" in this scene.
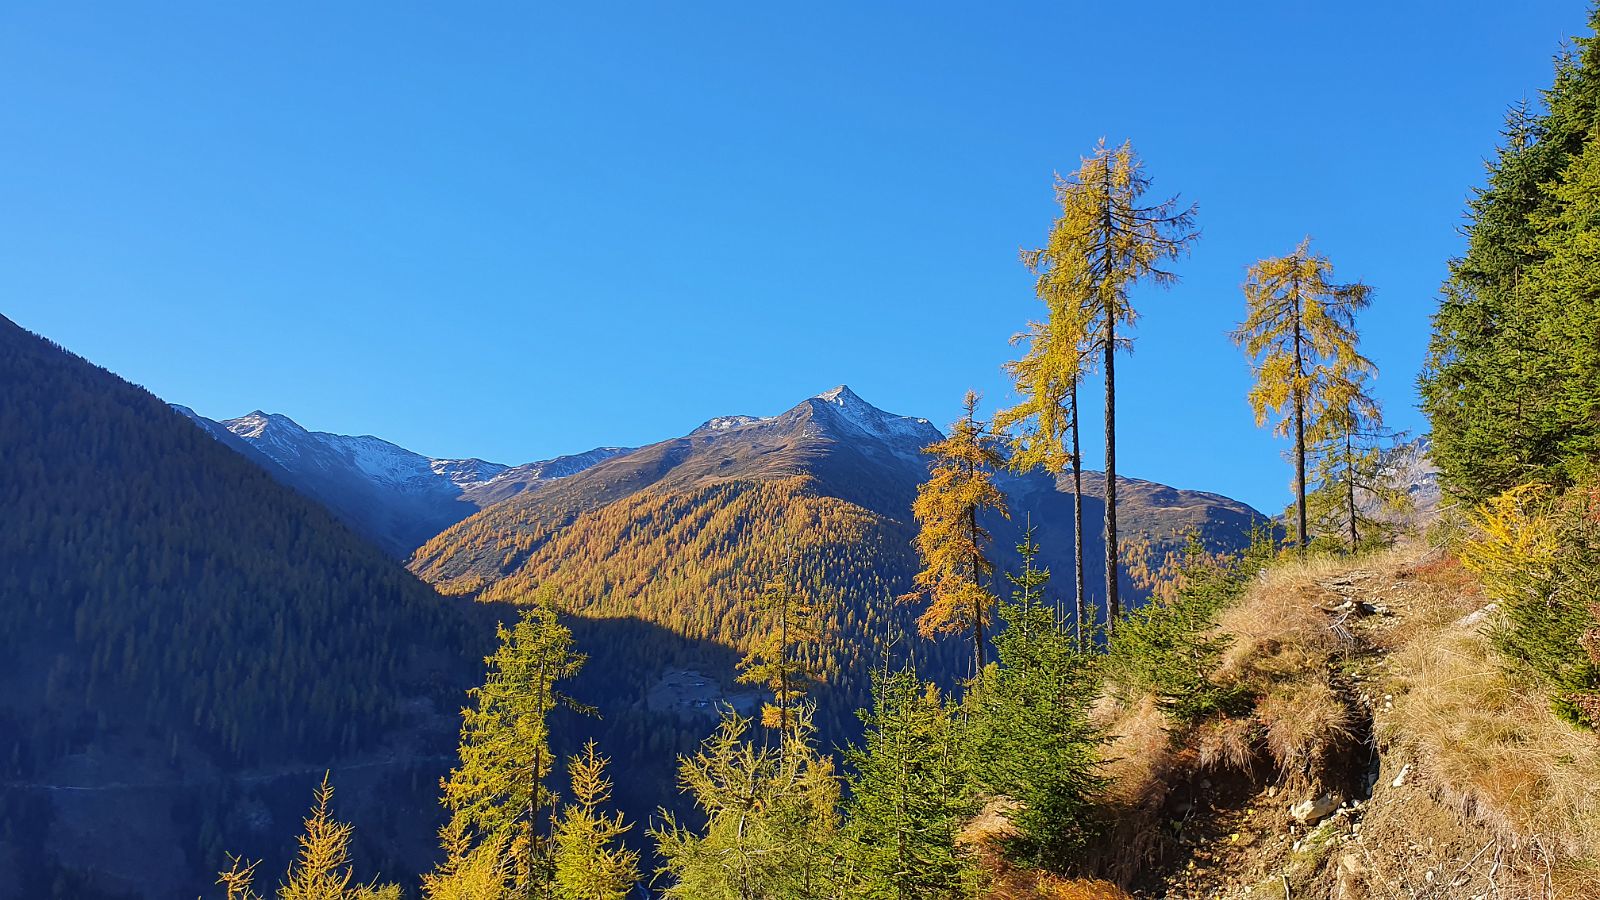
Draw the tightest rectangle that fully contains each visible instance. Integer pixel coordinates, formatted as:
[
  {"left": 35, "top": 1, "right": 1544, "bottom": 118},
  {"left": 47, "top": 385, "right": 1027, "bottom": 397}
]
[
  {"left": 965, "top": 528, "right": 1103, "bottom": 868},
  {"left": 436, "top": 588, "right": 587, "bottom": 899},
  {"left": 1421, "top": 9, "right": 1600, "bottom": 498},
  {"left": 1520, "top": 129, "right": 1600, "bottom": 482},
  {"left": 650, "top": 710, "right": 841, "bottom": 900},
  {"left": 1233, "top": 239, "right": 1373, "bottom": 549},
  {"left": 839, "top": 667, "right": 977, "bottom": 900},
  {"left": 1030, "top": 139, "right": 1198, "bottom": 629},
  {"left": 551, "top": 742, "right": 640, "bottom": 900},
  {"left": 904, "top": 391, "right": 1009, "bottom": 674}
]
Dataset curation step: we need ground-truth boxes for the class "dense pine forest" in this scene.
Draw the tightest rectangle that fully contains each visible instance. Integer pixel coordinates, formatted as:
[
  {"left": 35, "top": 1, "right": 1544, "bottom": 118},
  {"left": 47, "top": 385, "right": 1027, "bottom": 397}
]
[
  {"left": 6, "top": 4, "right": 1600, "bottom": 900},
  {"left": 0, "top": 315, "right": 492, "bottom": 896}
]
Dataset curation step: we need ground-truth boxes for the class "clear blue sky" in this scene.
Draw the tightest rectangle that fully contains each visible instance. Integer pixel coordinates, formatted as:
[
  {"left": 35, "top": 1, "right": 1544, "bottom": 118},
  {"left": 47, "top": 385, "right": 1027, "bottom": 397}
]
[{"left": 1, "top": 2, "right": 1586, "bottom": 512}]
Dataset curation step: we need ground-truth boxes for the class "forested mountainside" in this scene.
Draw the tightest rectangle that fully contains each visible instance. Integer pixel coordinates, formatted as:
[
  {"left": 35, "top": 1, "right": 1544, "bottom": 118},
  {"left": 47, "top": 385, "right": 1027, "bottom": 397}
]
[
  {"left": 410, "top": 385, "right": 1268, "bottom": 738},
  {"left": 178, "top": 406, "right": 628, "bottom": 557},
  {"left": 0, "top": 314, "right": 486, "bottom": 899}
]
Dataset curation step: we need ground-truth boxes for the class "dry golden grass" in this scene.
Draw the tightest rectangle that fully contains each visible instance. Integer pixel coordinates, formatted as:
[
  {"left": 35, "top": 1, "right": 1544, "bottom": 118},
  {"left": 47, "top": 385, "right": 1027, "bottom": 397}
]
[
  {"left": 984, "top": 866, "right": 1134, "bottom": 900},
  {"left": 1256, "top": 677, "right": 1352, "bottom": 786},
  {"left": 1386, "top": 606, "right": 1600, "bottom": 863},
  {"left": 1214, "top": 552, "right": 1354, "bottom": 686},
  {"left": 1095, "top": 695, "right": 1178, "bottom": 809},
  {"left": 1088, "top": 695, "right": 1189, "bottom": 883},
  {"left": 1195, "top": 714, "right": 1257, "bottom": 772}
]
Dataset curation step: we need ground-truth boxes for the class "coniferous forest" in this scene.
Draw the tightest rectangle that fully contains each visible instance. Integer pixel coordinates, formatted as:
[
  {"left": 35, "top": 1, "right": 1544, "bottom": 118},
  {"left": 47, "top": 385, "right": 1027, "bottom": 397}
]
[{"left": 6, "top": 4, "right": 1600, "bottom": 900}]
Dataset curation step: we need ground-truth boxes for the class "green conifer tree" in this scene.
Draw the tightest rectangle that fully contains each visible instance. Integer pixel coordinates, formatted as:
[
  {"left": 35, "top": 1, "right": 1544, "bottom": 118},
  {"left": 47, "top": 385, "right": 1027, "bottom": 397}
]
[
  {"left": 839, "top": 668, "right": 977, "bottom": 900},
  {"left": 650, "top": 710, "right": 840, "bottom": 900},
  {"left": 965, "top": 529, "right": 1103, "bottom": 869},
  {"left": 1421, "top": 9, "right": 1600, "bottom": 498}
]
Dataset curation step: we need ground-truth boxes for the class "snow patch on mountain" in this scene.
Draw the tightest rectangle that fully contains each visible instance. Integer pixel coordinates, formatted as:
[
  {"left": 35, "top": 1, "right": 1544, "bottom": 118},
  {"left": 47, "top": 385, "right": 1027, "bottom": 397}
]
[
  {"left": 694, "top": 415, "right": 768, "bottom": 435},
  {"left": 809, "top": 385, "right": 940, "bottom": 446}
]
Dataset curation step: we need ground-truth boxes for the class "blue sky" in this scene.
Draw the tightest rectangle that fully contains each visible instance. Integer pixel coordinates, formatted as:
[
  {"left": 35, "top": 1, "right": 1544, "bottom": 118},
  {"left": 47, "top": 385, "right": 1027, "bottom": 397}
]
[{"left": 1, "top": 2, "right": 1586, "bottom": 512}]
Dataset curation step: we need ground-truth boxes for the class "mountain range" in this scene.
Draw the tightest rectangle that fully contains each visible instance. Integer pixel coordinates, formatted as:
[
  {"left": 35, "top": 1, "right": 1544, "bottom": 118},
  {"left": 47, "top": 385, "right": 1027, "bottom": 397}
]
[{"left": 175, "top": 406, "right": 628, "bottom": 556}]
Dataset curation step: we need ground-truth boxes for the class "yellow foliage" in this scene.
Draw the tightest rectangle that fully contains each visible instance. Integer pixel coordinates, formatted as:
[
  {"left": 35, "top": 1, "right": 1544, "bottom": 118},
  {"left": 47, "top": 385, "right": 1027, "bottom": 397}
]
[
  {"left": 904, "top": 391, "right": 1008, "bottom": 669},
  {"left": 1457, "top": 483, "right": 1560, "bottom": 603}
]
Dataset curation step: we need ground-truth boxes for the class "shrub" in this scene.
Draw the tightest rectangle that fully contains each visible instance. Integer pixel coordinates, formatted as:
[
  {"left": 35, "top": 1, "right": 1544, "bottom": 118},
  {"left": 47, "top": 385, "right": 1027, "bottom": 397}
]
[
  {"left": 1461, "top": 483, "right": 1600, "bottom": 728},
  {"left": 1103, "top": 532, "right": 1268, "bottom": 725}
]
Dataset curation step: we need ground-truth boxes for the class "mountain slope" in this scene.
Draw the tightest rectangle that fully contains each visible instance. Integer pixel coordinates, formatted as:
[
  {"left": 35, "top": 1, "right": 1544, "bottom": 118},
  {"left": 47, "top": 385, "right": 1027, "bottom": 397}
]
[
  {"left": 0, "top": 315, "right": 482, "bottom": 898},
  {"left": 412, "top": 386, "right": 1268, "bottom": 735},
  {"left": 177, "top": 406, "right": 629, "bottom": 556}
]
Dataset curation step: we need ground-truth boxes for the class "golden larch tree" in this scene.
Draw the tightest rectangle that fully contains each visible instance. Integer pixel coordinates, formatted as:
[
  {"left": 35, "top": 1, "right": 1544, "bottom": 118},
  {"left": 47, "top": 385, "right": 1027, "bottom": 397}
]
[
  {"left": 1033, "top": 139, "right": 1197, "bottom": 629},
  {"left": 737, "top": 562, "right": 826, "bottom": 744},
  {"left": 1232, "top": 238, "right": 1373, "bottom": 549},
  {"left": 218, "top": 774, "right": 400, "bottom": 900},
  {"left": 435, "top": 587, "right": 588, "bottom": 896},
  {"left": 904, "top": 391, "right": 1009, "bottom": 673},
  {"left": 552, "top": 742, "right": 640, "bottom": 900}
]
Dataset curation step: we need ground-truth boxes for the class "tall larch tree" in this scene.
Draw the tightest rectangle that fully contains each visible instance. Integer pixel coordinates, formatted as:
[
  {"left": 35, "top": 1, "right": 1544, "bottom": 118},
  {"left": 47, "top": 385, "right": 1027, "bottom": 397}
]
[
  {"left": 904, "top": 391, "right": 1009, "bottom": 674},
  {"left": 1233, "top": 239, "right": 1373, "bottom": 549},
  {"left": 737, "top": 563, "right": 827, "bottom": 745},
  {"left": 436, "top": 588, "right": 588, "bottom": 899},
  {"left": 998, "top": 283, "right": 1092, "bottom": 647},
  {"left": 1035, "top": 139, "right": 1198, "bottom": 628}
]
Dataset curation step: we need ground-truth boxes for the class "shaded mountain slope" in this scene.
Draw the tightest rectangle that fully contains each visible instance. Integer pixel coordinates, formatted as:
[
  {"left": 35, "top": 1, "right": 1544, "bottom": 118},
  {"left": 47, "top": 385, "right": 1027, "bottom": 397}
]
[{"left": 0, "top": 314, "right": 483, "bottom": 898}]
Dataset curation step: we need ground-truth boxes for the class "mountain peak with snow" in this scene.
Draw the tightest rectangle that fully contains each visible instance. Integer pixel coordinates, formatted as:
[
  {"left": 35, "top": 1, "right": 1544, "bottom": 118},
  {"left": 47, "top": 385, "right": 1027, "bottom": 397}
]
[
  {"left": 226, "top": 410, "right": 306, "bottom": 440},
  {"left": 803, "top": 385, "right": 938, "bottom": 445},
  {"left": 814, "top": 384, "right": 862, "bottom": 405},
  {"left": 176, "top": 405, "right": 632, "bottom": 556}
]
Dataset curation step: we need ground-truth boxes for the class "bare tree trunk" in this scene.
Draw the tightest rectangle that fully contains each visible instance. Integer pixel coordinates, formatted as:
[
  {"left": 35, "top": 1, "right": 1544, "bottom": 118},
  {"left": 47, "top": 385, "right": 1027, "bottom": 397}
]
[
  {"left": 1292, "top": 285, "right": 1308, "bottom": 552},
  {"left": 971, "top": 507, "right": 985, "bottom": 673},
  {"left": 1294, "top": 396, "right": 1307, "bottom": 552},
  {"left": 1346, "top": 426, "right": 1358, "bottom": 552},
  {"left": 1104, "top": 307, "right": 1120, "bottom": 630},
  {"left": 1071, "top": 380, "right": 1086, "bottom": 649}
]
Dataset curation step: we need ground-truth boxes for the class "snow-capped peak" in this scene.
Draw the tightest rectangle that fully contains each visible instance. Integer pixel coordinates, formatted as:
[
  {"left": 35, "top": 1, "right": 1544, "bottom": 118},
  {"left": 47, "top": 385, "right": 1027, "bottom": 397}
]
[
  {"left": 694, "top": 414, "right": 768, "bottom": 434},
  {"left": 808, "top": 385, "right": 937, "bottom": 445},
  {"left": 225, "top": 410, "right": 306, "bottom": 440},
  {"left": 815, "top": 385, "right": 861, "bottom": 405}
]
